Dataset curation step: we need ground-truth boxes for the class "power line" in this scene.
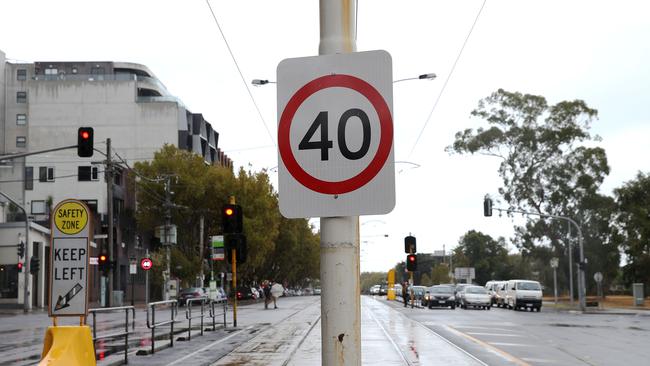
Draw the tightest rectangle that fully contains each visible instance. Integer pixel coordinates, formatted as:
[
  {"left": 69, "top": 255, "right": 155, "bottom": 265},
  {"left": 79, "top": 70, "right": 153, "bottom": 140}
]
[
  {"left": 408, "top": 0, "right": 487, "bottom": 158},
  {"left": 204, "top": 0, "right": 277, "bottom": 148}
]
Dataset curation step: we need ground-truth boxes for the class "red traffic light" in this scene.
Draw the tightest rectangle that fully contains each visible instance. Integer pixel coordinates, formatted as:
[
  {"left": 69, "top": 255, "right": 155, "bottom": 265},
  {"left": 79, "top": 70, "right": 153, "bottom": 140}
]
[
  {"left": 17, "top": 262, "right": 23, "bottom": 271},
  {"left": 408, "top": 255, "right": 416, "bottom": 262},
  {"left": 81, "top": 130, "right": 90, "bottom": 139}
]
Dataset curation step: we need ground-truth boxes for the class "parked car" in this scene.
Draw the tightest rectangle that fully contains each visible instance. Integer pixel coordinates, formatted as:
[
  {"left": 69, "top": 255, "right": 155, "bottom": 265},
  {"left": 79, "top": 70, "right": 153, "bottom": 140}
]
[
  {"left": 251, "top": 287, "right": 260, "bottom": 300},
  {"left": 423, "top": 285, "right": 456, "bottom": 309},
  {"left": 460, "top": 286, "right": 491, "bottom": 310},
  {"left": 314, "top": 287, "right": 321, "bottom": 295},
  {"left": 392, "top": 284, "right": 403, "bottom": 298},
  {"left": 505, "top": 280, "right": 543, "bottom": 312},
  {"left": 409, "top": 286, "right": 427, "bottom": 301},
  {"left": 178, "top": 287, "right": 207, "bottom": 306},
  {"left": 369, "top": 285, "right": 381, "bottom": 295},
  {"left": 379, "top": 284, "right": 388, "bottom": 296},
  {"left": 234, "top": 286, "right": 255, "bottom": 300}
]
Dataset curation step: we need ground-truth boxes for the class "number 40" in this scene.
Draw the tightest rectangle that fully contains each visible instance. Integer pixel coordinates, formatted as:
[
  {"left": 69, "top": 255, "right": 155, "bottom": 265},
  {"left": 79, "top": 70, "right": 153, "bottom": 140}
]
[{"left": 298, "top": 108, "right": 371, "bottom": 161}]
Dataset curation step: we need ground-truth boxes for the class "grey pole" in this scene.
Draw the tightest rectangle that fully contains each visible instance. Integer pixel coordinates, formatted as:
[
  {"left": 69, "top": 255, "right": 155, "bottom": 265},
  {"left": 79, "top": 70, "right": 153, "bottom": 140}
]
[
  {"left": 145, "top": 249, "right": 150, "bottom": 305},
  {"left": 107, "top": 138, "right": 114, "bottom": 307},
  {"left": 319, "top": 1, "right": 361, "bottom": 365},
  {"left": 553, "top": 267, "right": 558, "bottom": 306},
  {"left": 568, "top": 222, "right": 574, "bottom": 307}
]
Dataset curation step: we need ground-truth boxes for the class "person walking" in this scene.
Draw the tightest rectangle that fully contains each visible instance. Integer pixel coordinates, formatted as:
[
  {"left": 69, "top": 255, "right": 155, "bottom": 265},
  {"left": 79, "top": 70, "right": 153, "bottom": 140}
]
[{"left": 263, "top": 280, "right": 272, "bottom": 309}]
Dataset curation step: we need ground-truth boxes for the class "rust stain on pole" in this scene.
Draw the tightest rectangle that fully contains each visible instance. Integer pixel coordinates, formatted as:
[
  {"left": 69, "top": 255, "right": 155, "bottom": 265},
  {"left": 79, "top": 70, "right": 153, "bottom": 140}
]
[{"left": 341, "top": 0, "right": 354, "bottom": 52}]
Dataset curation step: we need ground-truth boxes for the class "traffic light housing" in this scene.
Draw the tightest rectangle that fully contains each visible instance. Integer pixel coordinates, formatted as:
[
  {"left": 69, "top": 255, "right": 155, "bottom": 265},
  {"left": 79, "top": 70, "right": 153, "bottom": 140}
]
[
  {"left": 98, "top": 252, "right": 109, "bottom": 273},
  {"left": 30, "top": 256, "right": 40, "bottom": 274},
  {"left": 77, "top": 127, "right": 94, "bottom": 157},
  {"left": 406, "top": 254, "right": 417, "bottom": 272},
  {"left": 404, "top": 236, "right": 416, "bottom": 254},
  {"left": 17, "top": 242, "right": 25, "bottom": 258},
  {"left": 483, "top": 196, "right": 493, "bottom": 217},
  {"left": 222, "top": 204, "right": 243, "bottom": 234},
  {"left": 225, "top": 233, "right": 247, "bottom": 264}
]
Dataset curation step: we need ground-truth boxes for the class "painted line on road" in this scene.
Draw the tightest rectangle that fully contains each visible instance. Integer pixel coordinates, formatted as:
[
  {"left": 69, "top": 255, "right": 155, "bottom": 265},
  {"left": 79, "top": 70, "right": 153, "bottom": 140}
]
[
  {"left": 407, "top": 319, "right": 489, "bottom": 365},
  {"left": 521, "top": 357, "right": 558, "bottom": 364},
  {"left": 445, "top": 325, "right": 531, "bottom": 366},
  {"left": 467, "top": 332, "right": 524, "bottom": 337},
  {"left": 165, "top": 326, "right": 254, "bottom": 366},
  {"left": 489, "top": 342, "right": 534, "bottom": 347}
]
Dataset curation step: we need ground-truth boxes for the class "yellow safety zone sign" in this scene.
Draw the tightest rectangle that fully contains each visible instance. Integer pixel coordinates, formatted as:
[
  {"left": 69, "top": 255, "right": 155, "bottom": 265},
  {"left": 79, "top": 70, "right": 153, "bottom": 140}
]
[{"left": 54, "top": 201, "right": 88, "bottom": 235}]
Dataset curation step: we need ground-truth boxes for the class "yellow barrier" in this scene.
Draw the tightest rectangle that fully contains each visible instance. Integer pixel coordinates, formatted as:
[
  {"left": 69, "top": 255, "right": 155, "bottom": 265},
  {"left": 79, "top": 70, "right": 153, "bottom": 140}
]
[
  {"left": 39, "top": 326, "right": 96, "bottom": 366},
  {"left": 387, "top": 269, "right": 396, "bottom": 300}
]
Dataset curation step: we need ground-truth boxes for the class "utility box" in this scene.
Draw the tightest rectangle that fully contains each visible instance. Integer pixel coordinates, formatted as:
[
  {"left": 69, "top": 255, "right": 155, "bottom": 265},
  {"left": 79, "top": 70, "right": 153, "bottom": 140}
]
[
  {"left": 633, "top": 283, "right": 644, "bottom": 306},
  {"left": 112, "top": 290, "right": 124, "bottom": 307}
]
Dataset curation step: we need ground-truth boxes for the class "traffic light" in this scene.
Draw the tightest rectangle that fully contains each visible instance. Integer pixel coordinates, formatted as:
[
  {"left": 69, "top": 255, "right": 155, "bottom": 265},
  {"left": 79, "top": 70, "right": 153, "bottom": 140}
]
[
  {"left": 404, "top": 236, "right": 416, "bottom": 254},
  {"left": 98, "top": 252, "right": 109, "bottom": 273},
  {"left": 483, "top": 196, "right": 493, "bottom": 217},
  {"left": 17, "top": 262, "right": 23, "bottom": 272},
  {"left": 222, "top": 204, "right": 243, "bottom": 234},
  {"left": 77, "top": 127, "right": 94, "bottom": 157},
  {"left": 225, "top": 233, "right": 247, "bottom": 264},
  {"left": 30, "top": 256, "right": 40, "bottom": 274},
  {"left": 406, "top": 254, "right": 417, "bottom": 272},
  {"left": 17, "top": 242, "right": 25, "bottom": 258}
]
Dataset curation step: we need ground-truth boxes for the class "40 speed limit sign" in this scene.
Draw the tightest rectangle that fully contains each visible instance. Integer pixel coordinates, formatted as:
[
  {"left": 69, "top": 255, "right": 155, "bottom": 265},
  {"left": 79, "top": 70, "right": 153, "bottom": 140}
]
[{"left": 277, "top": 50, "right": 395, "bottom": 218}]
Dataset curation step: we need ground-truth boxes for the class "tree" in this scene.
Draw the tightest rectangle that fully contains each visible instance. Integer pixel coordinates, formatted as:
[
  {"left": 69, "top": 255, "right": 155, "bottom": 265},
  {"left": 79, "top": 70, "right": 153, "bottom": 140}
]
[
  {"left": 452, "top": 230, "right": 509, "bottom": 285},
  {"left": 430, "top": 264, "right": 451, "bottom": 285},
  {"left": 614, "top": 172, "right": 650, "bottom": 287},
  {"left": 361, "top": 272, "right": 388, "bottom": 293},
  {"left": 448, "top": 90, "right": 619, "bottom": 294}
]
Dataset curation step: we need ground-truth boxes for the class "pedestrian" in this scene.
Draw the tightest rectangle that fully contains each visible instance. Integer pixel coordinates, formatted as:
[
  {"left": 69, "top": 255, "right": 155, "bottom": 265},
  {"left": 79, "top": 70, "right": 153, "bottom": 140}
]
[
  {"left": 402, "top": 282, "right": 408, "bottom": 307},
  {"left": 270, "top": 281, "right": 284, "bottom": 309},
  {"left": 263, "top": 280, "right": 272, "bottom": 309}
]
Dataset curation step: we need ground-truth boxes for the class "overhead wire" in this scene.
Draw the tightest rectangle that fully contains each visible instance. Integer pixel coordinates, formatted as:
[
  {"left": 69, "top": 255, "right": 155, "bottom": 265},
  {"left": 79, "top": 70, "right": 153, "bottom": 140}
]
[
  {"left": 408, "top": 0, "right": 487, "bottom": 158},
  {"left": 204, "top": 0, "right": 277, "bottom": 148}
]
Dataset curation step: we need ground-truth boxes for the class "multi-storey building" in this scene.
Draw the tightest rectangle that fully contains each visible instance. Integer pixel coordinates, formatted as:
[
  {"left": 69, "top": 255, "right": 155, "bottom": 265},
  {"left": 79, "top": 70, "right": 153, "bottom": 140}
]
[{"left": 0, "top": 49, "right": 232, "bottom": 308}]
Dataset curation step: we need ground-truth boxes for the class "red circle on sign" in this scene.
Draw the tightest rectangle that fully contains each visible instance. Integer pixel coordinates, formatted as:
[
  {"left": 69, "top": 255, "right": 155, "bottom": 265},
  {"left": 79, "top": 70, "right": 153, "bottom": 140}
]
[
  {"left": 278, "top": 74, "right": 393, "bottom": 195},
  {"left": 140, "top": 258, "right": 153, "bottom": 271}
]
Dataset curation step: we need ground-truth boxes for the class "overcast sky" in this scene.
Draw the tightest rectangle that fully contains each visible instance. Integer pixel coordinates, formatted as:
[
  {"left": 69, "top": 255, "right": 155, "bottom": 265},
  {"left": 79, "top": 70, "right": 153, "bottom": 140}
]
[{"left": 1, "top": 0, "right": 648, "bottom": 272}]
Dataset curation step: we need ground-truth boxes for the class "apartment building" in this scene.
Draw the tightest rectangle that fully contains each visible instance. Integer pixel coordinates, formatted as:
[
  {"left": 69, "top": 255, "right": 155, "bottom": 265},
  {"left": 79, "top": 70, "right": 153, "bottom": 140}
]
[{"left": 0, "top": 49, "right": 232, "bottom": 308}]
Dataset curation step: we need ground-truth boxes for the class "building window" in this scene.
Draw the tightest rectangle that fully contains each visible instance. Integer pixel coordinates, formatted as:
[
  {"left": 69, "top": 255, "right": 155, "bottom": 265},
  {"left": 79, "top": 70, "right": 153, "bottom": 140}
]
[
  {"left": 39, "top": 167, "right": 54, "bottom": 182},
  {"left": 25, "top": 167, "right": 33, "bottom": 190},
  {"left": 44, "top": 68, "right": 58, "bottom": 75},
  {"left": 31, "top": 200, "right": 46, "bottom": 215},
  {"left": 16, "top": 114, "right": 27, "bottom": 125},
  {"left": 16, "top": 92, "right": 27, "bottom": 103},
  {"left": 16, "top": 136, "right": 26, "bottom": 148},
  {"left": 17, "top": 69, "right": 27, "bottom": 81},
  {"left": 71, "top": 67, "right": 78, "bottom": 74},
  {"left": 78, "top": 166, "right": 99, "bottom": 181}
]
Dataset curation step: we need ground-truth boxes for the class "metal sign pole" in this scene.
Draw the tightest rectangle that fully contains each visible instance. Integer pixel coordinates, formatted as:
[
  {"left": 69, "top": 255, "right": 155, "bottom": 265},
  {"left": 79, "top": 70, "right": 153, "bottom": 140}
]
[{"left": 319, "top": 1, "right": 360, "bottom": 365}]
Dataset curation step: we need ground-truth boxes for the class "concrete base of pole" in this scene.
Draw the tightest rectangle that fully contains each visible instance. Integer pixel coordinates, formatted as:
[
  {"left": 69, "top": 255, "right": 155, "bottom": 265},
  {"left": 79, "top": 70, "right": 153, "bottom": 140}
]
[{"left": 320, "top": 216, "right": 360, "bottom": 366}]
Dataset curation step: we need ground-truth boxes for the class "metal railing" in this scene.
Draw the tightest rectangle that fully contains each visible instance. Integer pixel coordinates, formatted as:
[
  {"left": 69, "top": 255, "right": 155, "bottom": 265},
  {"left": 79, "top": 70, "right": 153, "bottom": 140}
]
[
  {"left": 88, "top": 305, "right": 136, "bottom": 365},
  {"left": 208, "top": 299, "right": 228, "bottom": 331},
  {"left": 183, "top": 297, "right": 208, "bottom": 341},
  {"left": 145, "top": 300, "right": 178, "bottom": 354}
]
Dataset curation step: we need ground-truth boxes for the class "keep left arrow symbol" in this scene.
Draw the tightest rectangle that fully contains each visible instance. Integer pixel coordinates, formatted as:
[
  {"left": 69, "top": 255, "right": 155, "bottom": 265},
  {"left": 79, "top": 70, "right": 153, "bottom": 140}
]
[{"left": 55, "top": 283, "right": 83, "bottom": 311}]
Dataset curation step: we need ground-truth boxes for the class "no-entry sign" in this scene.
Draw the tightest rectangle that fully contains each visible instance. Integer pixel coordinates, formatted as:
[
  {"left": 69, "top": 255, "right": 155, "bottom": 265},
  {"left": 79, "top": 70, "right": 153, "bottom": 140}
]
[
  {"left": 49, "top": 199, "right": 92, "bottom": 317},
  {"left": 277, "top": 50, "right": 395, "bottom": 218}
]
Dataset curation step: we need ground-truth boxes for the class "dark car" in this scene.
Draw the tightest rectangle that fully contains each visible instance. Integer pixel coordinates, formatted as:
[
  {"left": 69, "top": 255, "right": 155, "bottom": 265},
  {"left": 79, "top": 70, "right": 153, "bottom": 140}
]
[
  {"left": 425, "top": 285, "right": 456, "bottom": 309},
  {"left": 178, "top": 287, "right": 207, "bottom": 306},
  {"left": 379, "top": 284, "right": 388, "bottom": 296},
  {"left": 234, "top": 286, "right": 255, "bottom": 300}
]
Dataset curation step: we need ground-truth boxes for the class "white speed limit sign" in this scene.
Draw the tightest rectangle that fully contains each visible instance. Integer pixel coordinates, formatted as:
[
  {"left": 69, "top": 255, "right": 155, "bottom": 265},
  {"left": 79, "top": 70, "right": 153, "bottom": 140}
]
[{"left": 277, "top": 50, "right": 395, "bottom": 218}]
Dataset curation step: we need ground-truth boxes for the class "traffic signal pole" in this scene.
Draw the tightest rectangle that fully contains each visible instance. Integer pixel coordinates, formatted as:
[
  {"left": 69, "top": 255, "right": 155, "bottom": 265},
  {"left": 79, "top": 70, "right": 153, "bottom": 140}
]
[
  {"left": 106, "top": 138, "right": 114, "bottom": 307},
  {"left": 319, "top": 2, "right": 361, "bottom": 364}
]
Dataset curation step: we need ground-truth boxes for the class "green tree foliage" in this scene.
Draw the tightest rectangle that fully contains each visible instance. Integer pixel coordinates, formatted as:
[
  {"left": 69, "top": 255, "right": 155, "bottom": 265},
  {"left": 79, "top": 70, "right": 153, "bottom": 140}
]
[
  {"left": 452, "top": 230, "right": 509, "bottom": 285},
  {"left": 133, "top": 144, "right": 319, "bottom": 288},
  {"left": 361, "top": 272, "right": 388, "bottom": 293},
  {"left": 448, "top": 90, "right": 619, "bottom": 294},
  {"left": 430, "top": 264, "right": 451, "bottom": 285},
  {"left": 614, "top": 172, "right": 650, "bottom": 287}
]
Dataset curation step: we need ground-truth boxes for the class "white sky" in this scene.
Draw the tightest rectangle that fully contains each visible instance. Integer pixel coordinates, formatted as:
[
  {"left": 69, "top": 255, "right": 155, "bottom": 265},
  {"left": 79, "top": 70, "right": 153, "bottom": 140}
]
[{"left": 1, "top": 0, "right": 648, "bottom": 272}]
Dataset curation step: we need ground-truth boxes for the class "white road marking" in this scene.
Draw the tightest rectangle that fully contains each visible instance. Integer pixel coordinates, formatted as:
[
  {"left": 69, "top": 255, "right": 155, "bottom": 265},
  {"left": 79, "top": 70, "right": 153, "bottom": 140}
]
[
  {"left": 489, "top": 342, "right": 534, "bottom": 347},
  {"left": 467, "top": 332, "right": 524, "bottom": 337},
  {"left": 521, "top": 358, "right": 558, "bottom": 364}
]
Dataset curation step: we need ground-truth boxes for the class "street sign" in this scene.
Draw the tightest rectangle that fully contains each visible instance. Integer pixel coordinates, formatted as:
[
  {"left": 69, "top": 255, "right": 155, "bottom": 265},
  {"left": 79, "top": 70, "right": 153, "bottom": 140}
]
[
  {"left": 129, "top": 257, "right": 137, "bottom": 275},
  {"left": 211, "top": 235, "right": 225, "bottom": 261},
  {"left": 140, "top": 257, "right": 153, "bottom": 271},
  {"left": 594, "top": 272, "right": 603, "bottom": 282},
  {"left": 277, "top": 50, "right": 394, "bottom": 218},
  {"left": 550, "top": 257, "right": 559, "bottom": 268},
  {"left": 49, "top": 199, "right": 92, "bottom": 317}
]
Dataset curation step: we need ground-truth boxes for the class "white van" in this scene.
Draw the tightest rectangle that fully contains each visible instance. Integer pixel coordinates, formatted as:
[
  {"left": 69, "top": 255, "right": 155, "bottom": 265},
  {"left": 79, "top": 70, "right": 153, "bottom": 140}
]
[
  {"left": 505, "top": 280, "right": 543, "bottom": 312},
  {"left": 484, "top": 280, "right": 505, "bottom": 306}
]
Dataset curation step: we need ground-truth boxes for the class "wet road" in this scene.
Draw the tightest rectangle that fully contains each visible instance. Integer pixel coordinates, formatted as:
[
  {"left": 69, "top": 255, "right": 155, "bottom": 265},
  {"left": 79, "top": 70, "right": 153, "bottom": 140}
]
[{"left": 1, "top": 296, "right": 649, "bottom": 365}]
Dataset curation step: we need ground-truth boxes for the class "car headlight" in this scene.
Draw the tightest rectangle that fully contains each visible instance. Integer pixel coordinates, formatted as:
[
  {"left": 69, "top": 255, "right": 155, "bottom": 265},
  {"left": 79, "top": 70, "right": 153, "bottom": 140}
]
[{"left": 448, "top": 296, "right": 455, "bottom": 301}]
